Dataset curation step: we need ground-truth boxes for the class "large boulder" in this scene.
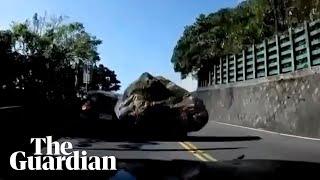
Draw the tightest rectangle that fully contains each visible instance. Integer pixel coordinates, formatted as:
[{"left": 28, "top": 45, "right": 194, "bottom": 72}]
[{"left": 115, "top": 72, "right": 208, "bottom": 134}]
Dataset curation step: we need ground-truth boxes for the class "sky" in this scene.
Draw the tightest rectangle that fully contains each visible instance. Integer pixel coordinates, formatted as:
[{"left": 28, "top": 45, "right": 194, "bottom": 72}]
[{"left": 0, "top": 0, "right": 240, "bottom": 92}]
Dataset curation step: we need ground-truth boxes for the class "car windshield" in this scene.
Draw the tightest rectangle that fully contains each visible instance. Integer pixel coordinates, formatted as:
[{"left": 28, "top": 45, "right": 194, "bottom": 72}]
[{"left": 1, "top": 0, "right": 320, "bottom": 178}]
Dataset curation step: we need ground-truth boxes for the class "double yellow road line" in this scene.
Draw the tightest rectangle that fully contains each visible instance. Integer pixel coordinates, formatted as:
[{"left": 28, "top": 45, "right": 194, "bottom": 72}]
[{"left": 179, "top": 142, "right": 217, "bottom": 162}]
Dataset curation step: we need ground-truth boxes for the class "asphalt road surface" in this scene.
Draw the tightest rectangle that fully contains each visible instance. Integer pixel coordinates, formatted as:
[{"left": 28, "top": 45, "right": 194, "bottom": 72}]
[{"left": 50, "top": 121, "right": 320, "bottom": 163}]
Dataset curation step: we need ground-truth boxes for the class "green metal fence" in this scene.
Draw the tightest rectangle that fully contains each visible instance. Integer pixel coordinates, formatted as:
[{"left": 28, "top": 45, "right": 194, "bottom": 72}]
[{"left": 199, "top": 20, "right": 320, "bottom": 87}]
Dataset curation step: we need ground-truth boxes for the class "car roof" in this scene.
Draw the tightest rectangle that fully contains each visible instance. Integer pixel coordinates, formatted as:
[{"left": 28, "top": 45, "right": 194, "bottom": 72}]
[{"left": 87, "top": 90, "right": 119, "bottom": 99}]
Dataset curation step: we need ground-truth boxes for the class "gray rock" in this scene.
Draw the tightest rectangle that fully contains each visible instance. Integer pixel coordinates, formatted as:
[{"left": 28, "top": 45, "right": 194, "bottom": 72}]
[{"left": 115, "top": 72, "right": 208, "bottom": 133}]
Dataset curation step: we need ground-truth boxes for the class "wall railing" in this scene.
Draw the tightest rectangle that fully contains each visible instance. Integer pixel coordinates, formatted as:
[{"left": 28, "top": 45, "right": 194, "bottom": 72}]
[{"left": 198, "top": 19, "right": 320, "bottom": 87}]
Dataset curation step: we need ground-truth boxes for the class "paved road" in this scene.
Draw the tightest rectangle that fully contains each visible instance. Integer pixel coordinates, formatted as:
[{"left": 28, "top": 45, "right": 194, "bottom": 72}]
[
  {"left": 190, "top": 121, "right": 320, "bottom": 162},
  {"left": 53, "top": 121, "right": 320, "bottom": 163}
]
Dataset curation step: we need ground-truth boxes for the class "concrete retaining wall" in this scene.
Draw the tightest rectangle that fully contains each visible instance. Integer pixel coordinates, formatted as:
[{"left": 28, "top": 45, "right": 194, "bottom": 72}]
[{"left": 196, "top": 67, "right": 320, "bottom": 138}]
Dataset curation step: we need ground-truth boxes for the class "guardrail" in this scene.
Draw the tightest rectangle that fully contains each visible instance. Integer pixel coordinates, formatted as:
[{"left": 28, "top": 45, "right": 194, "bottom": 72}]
[
  {"left": 0, "top": 105, "right": 22, "bottom": 110},
  {"left": 199, "top": 19, "right": 320, "bottom": 87},
  {"left": 0, "top": 105, "right": 24, "bottom": 119}
]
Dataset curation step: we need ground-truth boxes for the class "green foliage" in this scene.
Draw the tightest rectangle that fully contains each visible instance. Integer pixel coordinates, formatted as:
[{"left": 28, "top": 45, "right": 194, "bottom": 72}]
[
  {"left": 89, "top": 64, "right": 121, "bottom": 91},
  {"left": 171, "top": 0, "right": 320, "bottom": 79},
  {"left": 0, "top": 13, "right": 120, "bottom": 105}
]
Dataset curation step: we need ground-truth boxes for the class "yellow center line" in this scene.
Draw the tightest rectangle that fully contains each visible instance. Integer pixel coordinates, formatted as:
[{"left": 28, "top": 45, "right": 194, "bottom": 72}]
[
  {"left": 178, "top": 142, "right": 208, "bottom": 162},
  {"left": 178, "top": 142, "right": 217, "bottom": 162},
  {"left": 184, "top": 142, "right": 217, "bottom": 162}
]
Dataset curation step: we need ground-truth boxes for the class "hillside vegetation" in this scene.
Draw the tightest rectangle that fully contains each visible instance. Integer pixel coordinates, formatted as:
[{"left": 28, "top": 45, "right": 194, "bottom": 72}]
[{"left": 171, "top": 0, "right": 320, "bottom": 78}]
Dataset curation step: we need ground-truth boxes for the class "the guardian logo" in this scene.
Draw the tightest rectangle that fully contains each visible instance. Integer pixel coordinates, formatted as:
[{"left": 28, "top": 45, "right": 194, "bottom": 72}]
[{"left": 10, "top": 136, "right": 117, "bottom": 170}]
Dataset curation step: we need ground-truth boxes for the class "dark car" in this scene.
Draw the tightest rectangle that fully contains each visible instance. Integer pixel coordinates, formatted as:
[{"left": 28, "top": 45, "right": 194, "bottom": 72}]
[{"left": 80, "top": 90, "right": 119, "bottom": 121}]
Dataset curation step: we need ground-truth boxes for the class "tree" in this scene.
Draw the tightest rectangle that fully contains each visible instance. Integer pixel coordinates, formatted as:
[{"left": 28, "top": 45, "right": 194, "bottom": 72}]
[
  {"left": 171, "top": 0, "right": 320, "bottom": 79},
  {"left": 89, "top": 64, "right": 121, "bottom": 91},
  {"left": 0, "top": 13, "right": 121, "bottom": 105},
  {"left": 0, "top": 30, "right": 15, "bottom": 88}
]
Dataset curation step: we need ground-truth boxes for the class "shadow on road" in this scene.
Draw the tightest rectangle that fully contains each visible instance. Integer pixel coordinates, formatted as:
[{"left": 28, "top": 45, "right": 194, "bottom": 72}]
[
  {"left": 73, "top": 147, "right": 245, "bottom": 151},
  {"left": 117, "top": 142, "right": 160, "bottom": 150},
  {"left": 68, "top": 135, "right": 262, "bottom": 142}
]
